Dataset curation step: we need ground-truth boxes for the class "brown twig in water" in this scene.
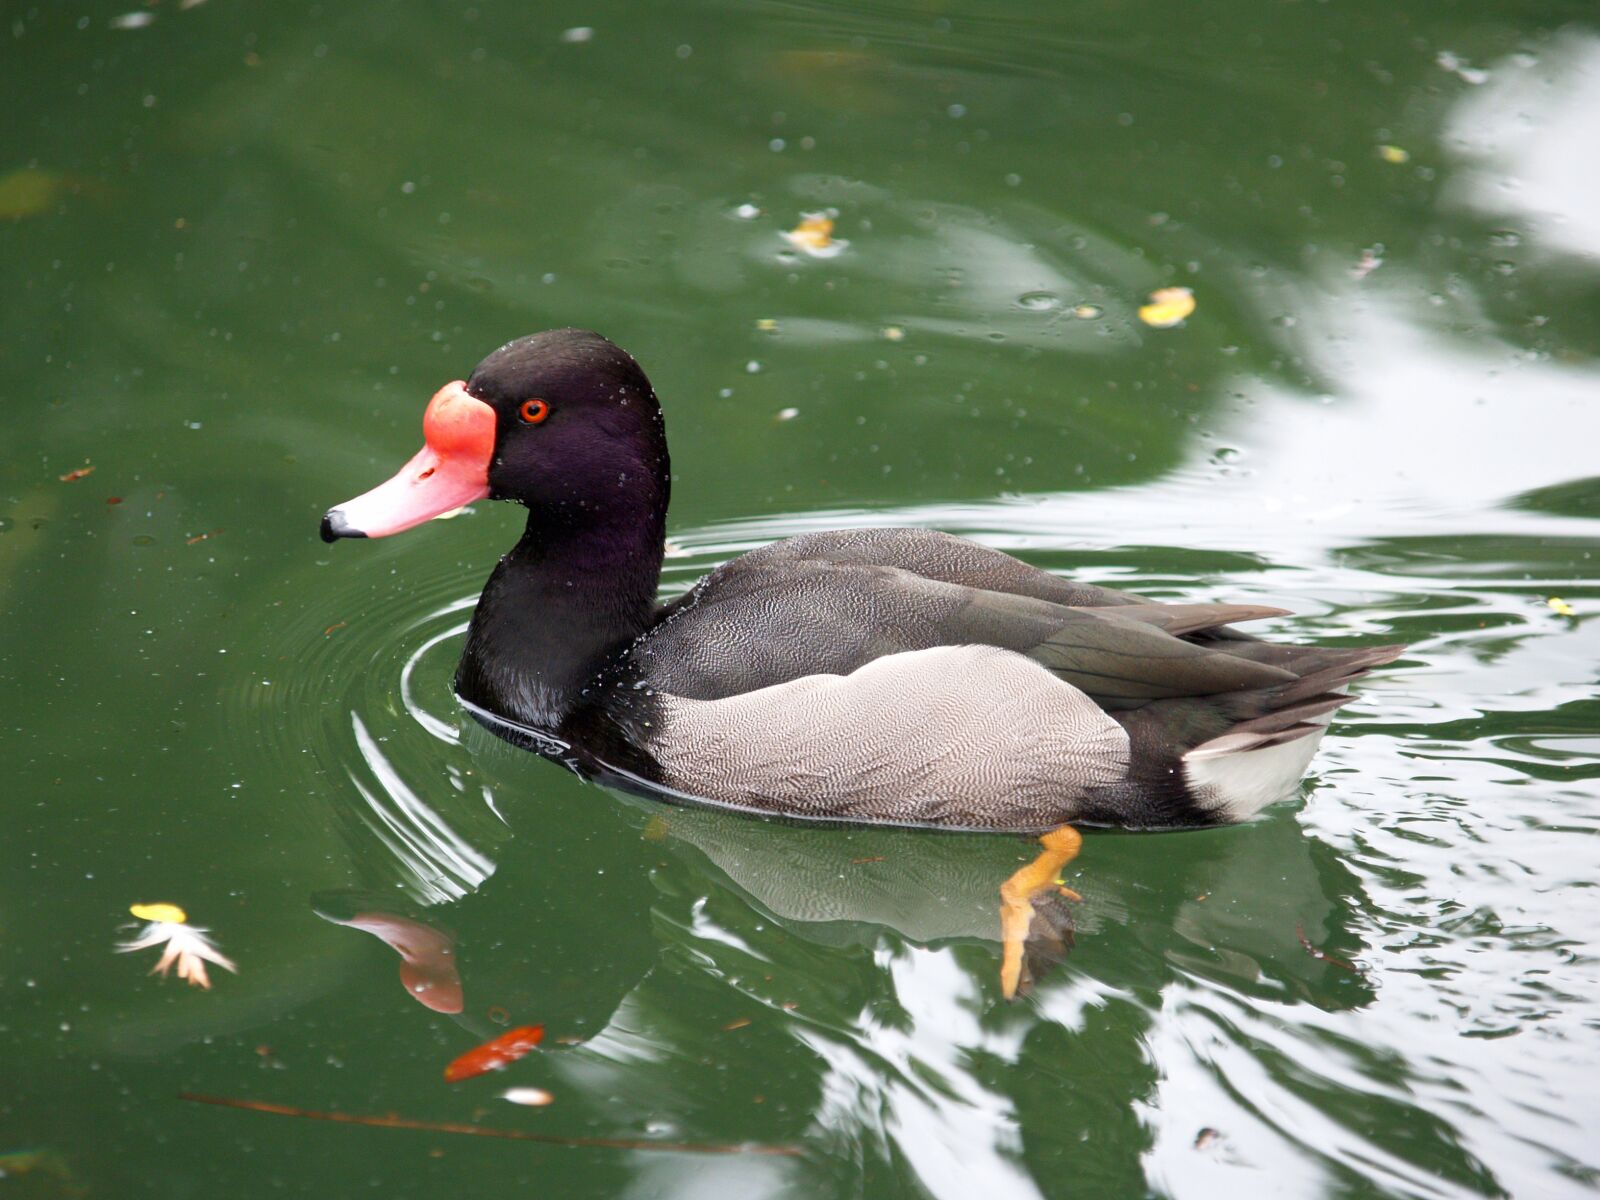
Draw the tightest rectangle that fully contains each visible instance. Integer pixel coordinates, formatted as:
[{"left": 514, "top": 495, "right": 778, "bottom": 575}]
[
  {"left": 1295, "top": 923, "right": 1359, "bottom": 973},
  {"left": 177, "top": 1093, "right": 800, "bottom": 1156}
]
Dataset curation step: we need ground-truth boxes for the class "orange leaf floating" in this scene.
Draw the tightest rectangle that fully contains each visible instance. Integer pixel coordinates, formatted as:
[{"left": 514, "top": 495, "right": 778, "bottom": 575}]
[{"left": 443, "top": 1025, "right": 544, "bottom": 1082}]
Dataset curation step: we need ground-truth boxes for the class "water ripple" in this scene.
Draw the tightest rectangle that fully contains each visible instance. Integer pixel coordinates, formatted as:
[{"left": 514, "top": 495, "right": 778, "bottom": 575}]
[{"left": 224, "top": 533, "right": 511, "bottom": 902}]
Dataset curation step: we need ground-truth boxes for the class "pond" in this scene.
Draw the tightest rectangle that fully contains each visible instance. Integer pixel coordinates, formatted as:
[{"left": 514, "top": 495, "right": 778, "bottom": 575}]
[{"left": 4, "top": 1, "right": 1598, "bottom": 1196}]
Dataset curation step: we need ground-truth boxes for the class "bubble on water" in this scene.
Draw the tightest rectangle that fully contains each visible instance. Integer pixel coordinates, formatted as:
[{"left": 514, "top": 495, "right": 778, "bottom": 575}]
[{"left": 1017, "top": 291, "right": 1060, "bottom": 312}]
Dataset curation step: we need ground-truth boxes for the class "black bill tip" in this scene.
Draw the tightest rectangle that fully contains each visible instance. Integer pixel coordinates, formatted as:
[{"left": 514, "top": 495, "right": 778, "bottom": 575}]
[{"left": 320, "top": 509, "right": 366, "bottom": 543}]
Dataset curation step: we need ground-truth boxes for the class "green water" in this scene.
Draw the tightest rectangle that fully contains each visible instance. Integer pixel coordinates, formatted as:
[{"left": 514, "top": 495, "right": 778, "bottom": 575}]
[{"left": 5, "top": 1, "right": 1599, "bottom": 1196}]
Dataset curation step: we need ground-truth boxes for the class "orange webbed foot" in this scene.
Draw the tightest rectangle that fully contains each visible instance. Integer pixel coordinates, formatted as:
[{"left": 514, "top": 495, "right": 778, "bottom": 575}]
[{"left": 998, "top": 825, "right": 1083, "bottom": 1000}]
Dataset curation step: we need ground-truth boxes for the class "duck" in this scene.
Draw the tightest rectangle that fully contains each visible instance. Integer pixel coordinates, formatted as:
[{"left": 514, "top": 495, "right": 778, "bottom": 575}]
[{"left": 321, "top": 328, "right": 1401, "bottom": 996}]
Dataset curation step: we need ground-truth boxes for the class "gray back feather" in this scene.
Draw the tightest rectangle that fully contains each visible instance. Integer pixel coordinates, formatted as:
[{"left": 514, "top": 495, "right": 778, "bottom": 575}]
[{"left": 637, "top": 549, "right": 1291, "bottom": 707}]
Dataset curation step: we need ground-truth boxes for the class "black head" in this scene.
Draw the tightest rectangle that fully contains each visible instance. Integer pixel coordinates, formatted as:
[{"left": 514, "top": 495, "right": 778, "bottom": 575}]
[
  {"left": 467, "top": 329, "right": 670, "bottom": 528},
  {"left": 321, "top": 329, "right": 670, "bottom": 543}
]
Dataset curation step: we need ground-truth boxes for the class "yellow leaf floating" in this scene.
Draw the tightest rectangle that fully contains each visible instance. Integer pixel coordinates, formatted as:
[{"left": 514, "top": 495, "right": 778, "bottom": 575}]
[
  {"left": 781, "top": 212, "right": 848, "bottom": 259},
  {"left": 1138, "top": 286, "right": 1196, "bottom": 329},
  {"left": 1547, "top": 597, "right": 1575, "bottom": 617},
  {"left": 1377, "top": 145, "right": 1410, "bottom": 164},
  {"left": 130, "top": 901, "right": 187, "bottom": 924}
]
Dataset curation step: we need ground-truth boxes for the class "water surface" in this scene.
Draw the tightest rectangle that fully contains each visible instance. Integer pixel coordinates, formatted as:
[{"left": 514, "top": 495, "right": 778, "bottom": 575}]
[{"left": 4, "top": 1, "right": 1599, "bottom": 1196}]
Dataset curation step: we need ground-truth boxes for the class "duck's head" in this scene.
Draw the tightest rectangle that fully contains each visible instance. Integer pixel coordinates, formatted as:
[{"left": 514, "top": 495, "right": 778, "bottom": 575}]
[{"left": 321, "top": 328, "right": 669, "bottom": 543}]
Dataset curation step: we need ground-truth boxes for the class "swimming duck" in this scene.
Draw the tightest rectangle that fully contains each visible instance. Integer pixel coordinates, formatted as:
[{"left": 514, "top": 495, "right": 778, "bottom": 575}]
[{"left": 322, "top": 329, "right": 1400, "bottom": 994}]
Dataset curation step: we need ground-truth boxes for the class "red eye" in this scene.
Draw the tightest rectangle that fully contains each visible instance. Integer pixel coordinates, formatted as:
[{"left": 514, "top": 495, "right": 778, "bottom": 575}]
[{"left": 518, "top": 398, "right": 550, "bottom": 424}]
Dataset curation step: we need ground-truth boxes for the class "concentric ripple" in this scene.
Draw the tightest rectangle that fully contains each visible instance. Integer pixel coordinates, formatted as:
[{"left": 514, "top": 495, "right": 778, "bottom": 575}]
[{"left": 224, "top": 530, "right": 513, "bottom": 904}]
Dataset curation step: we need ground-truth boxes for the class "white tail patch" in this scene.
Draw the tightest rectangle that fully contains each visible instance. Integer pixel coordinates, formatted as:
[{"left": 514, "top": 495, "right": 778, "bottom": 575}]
[{"left": 1183, "top": 727, "right": 1325, "bottom": 822}]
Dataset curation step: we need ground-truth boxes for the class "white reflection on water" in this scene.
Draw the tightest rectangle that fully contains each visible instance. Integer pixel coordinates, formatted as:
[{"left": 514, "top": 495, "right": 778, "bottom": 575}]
[
  {"left": 795, "top": 950, "right": 1042, "bottom": 1200},
  {"left": 1142, "top": 985, "right": 1478, "bottom": 1200},
  {"left": 613, "top": 1156, "right": 804, "bottom": 1200},
  {"left": 1445, "top": 33, "right": 1600, "bottom": 262},
  {"left": 675, "top": 299, "right": 1600, "bottom": 566}
]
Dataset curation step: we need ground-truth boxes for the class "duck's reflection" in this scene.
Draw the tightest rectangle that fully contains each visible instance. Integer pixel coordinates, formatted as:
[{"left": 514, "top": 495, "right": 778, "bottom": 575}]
[
  {"left": 320, "top": 713, "right": 1372, "bottom": 1030},
  {"left": 606, "top": 778, "right": 1374, "bottom": 1012},
  {"left": 311, "top": 896, "right": 465, "bottom": 1015},
  {"left": 306, "top": 714, "right": 1378, "bottom": 1193}
]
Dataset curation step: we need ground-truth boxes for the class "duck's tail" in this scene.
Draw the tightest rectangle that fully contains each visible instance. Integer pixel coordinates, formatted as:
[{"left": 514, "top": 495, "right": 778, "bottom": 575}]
[{"left": 1085, "top": 643, "right": 1405, "bottom": 827}]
